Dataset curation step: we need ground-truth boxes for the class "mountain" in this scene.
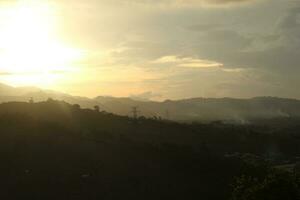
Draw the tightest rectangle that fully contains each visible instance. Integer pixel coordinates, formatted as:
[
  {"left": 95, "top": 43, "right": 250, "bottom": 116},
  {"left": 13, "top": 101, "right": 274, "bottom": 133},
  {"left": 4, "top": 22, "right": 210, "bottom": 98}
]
[
  {"left": 0, "top": 83, "right": 97, "bottom": 108},
  {"left": 0, "top": 83, "right": 300, "bottom": 122},
  {"left": 94, "top": 96, "right": 300, "bottom": 122},
  {"left": 0, "top": 83, "right": 41, "bottom": 96}
]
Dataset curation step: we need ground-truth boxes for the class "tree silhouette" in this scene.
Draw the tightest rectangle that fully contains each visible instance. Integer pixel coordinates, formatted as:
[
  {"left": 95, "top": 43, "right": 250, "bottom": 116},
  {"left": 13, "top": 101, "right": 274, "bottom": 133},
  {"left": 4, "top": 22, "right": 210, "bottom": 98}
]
[
  {"left": 94, "top": 105, "right": 100, "bottom": 112},
  {"left": 231, "top": 171, "right": 300, "bottom": 200}
]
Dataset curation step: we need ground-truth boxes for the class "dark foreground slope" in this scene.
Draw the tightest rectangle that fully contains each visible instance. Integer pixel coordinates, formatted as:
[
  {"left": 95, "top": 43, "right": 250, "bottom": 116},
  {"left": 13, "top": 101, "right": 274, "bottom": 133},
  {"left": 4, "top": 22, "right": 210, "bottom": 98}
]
[{"left": 0, "top": 100, "right": 299, "bottom": 200}]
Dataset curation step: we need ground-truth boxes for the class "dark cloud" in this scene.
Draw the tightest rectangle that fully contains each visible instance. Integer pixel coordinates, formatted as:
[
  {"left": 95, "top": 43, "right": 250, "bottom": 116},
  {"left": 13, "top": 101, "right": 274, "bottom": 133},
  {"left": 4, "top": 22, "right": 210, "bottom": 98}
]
[
  {"left": 277, "top": 6, "right": 300, "bottom": 29},
  {"left": 236, "top": 6, "right": 300, "bottom": 70}
]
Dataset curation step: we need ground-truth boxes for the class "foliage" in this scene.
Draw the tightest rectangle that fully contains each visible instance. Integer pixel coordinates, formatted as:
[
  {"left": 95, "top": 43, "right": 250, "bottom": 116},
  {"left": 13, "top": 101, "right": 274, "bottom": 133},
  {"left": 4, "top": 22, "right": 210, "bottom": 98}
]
[
  {"left": 231, "top": 170, "right": 300, "bottom": 200},
  {"left": 0, "top": 100, "right": 299, "bottom": 199}
]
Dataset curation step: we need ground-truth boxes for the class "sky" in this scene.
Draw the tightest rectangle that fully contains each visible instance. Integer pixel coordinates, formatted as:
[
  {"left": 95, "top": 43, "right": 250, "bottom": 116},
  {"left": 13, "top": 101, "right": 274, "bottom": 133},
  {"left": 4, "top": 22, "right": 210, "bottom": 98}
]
[{"left": 0, "top": 0, "right": 299, "bottom": 100}]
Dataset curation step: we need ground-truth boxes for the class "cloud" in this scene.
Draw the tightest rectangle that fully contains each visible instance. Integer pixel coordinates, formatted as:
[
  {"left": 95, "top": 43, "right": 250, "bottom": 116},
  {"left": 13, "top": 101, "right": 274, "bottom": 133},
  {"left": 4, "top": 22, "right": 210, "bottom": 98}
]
[
  {"left": 200, "top": 0, "right": 257, "bottom": 5},
  {"left": 124, "top": 0, "right": 257, "bottom": 6},
  {"left": 0, "top": 71, "right": 13, "bottom": 76},
  {"left": 87, "top": 0, "right": 259, "bottom": 8},
  {"left": 227, "top": 6, "right": 300, "bottom": 71},
  {"left": 186, "top": 24, "right": 220, "bottom": 32},
  {"left": 153, "top": 56, "right": 223, "bottom": 68},
  {"left": 48, "top": 0, "right": 300, "bottom": 99},
  {"left": 277, "top": 6, "right": 300, "bottom": 30},
  {"left": 0, "top": 70, "right": 68, "bottom": 76},
  {"left": 130, "top": 91, "right": 162, "bottom": 101}
]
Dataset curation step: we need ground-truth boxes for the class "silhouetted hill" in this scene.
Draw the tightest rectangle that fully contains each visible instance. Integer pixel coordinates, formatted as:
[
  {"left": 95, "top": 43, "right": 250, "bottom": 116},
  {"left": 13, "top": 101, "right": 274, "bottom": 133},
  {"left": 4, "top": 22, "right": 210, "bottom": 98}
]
[
  {"left": 0, "top": 83, "right": 41, "bottom": 96},
  {"left": 0, "top": 99, "right": 299, "bottom": 155},
  {"left": 94, "top": 96, "right": 300, "bottom": 122},
  {"left": 0, "top": 100, "right": 299, "bottom": 199},
  {"left": 1, "top": 83, "right": 300, "bottom": 122}
]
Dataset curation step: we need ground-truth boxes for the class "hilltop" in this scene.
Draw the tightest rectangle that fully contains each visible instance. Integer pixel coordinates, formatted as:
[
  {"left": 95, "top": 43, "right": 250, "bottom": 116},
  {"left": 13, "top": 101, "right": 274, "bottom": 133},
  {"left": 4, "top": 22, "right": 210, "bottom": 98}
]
[
  {"left": 0, "top": 99, "right": 299, "bottom": 156},
  {"left": 0, "top": 83, "right": 300, "bottom": 122}
]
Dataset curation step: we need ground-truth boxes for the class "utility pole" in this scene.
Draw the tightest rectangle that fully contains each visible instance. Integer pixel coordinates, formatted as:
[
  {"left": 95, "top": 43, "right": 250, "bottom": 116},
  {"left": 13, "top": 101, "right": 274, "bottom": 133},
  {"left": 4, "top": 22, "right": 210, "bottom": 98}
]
[
  {"left": 29, "top": 97, "right": 34, "bottom": 104},
  {"left": 165, "top": 109, "right": 170, "bottom": 120},
  {"left": 131, "top": 106, "right": 140, "bottom": 119}
]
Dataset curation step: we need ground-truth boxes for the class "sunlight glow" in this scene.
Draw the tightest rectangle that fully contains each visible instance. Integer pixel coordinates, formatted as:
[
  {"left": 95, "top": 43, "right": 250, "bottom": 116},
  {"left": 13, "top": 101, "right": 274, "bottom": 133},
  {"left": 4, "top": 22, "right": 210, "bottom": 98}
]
[{"left": 0, "top": 0, "right": 83, "bottom": 87}]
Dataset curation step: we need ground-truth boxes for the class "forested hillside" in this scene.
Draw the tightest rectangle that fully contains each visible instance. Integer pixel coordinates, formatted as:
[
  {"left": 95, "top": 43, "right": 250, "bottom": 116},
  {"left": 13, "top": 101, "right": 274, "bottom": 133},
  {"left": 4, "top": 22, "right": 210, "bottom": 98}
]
[{"left": 0, "top": 100, "right": 299, "bottom": 199}]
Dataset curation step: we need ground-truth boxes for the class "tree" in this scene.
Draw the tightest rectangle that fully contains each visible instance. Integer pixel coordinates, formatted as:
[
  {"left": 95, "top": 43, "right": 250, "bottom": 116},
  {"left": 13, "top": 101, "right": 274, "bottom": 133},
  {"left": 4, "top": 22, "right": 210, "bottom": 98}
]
[
  {"left": 231, "top": 170, "right": 300, "bottom": 200},
  {"left": 94, "top": 105, "right": 100, "bottom": 112},
  {"left": 47, "top": 98, "right": 54, "bottom": 102},
  {"left": 73, "top": 104, "right": 81, "bottom": 110}
]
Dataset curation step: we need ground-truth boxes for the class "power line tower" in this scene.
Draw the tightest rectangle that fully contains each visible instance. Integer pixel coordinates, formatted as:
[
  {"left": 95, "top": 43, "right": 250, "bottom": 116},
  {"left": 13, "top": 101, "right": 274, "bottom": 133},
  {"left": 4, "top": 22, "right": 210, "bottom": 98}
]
[
  {"left": 131, "top": 106, "right": 140, "bottom": 119},
  {"left": 165, "top": 109, "right": 170, "bottom": 120},
  {"left": 29, "top": 97, "right": 34, "bottom": 104},
  {"left": 94, "top": 105, "right": 100, "bottom": 112}
]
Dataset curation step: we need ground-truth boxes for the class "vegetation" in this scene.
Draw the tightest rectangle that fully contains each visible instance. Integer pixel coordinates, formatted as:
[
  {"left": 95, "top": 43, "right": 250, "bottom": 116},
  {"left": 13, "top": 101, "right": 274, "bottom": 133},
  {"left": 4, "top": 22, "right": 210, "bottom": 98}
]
[
  {"left": 231, "top": 170, "right": 300, "bottom": 200},
  {"left": 0, "top": 100, "right": 299, "bottom": 199}
]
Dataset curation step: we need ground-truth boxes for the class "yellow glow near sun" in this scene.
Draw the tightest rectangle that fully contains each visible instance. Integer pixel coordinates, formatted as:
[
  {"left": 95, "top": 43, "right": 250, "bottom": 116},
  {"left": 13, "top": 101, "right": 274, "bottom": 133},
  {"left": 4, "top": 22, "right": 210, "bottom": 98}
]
[{"left": 0, "top": 0, "right": 83, "bottom": 87}]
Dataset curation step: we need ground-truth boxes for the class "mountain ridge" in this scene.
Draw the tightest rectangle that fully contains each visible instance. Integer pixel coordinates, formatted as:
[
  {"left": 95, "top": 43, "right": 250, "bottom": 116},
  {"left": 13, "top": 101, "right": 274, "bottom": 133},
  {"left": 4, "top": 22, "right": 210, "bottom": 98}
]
[{"left": 0, "top": 83, "right": 299, "bottom": 122}]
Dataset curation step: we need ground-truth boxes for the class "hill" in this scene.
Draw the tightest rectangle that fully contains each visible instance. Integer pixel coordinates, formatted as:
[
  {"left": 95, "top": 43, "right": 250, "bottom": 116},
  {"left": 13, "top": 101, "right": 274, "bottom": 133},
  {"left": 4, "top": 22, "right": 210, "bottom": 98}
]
[
  {"left": 94, "top": 96, "right": 300, "bottom": 122},
  {"left": 0, "top": 100, "right": 299, "bottom": 199},
  {"left": 1, "top": 83, "right": 300, "bottom": 122}
]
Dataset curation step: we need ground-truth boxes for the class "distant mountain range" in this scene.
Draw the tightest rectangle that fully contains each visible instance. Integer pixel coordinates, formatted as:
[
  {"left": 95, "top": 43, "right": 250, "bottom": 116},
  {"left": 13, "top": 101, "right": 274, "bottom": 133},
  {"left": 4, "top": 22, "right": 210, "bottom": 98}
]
[{"left": 0, "top": 83, "right": 300, "bottom": 122}]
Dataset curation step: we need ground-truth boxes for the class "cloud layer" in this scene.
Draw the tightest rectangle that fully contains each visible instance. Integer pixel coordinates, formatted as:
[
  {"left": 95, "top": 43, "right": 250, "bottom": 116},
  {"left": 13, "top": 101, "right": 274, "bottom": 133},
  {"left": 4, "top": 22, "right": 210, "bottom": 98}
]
[
  {"left": 62, "top": 0, "right": 300, "bottom": 99},
  {"left": 121, "top": 0, "right": 257, "bottom": 5},
  {"left": 1, "top": 0, "right": 299, "bottom": 100}
]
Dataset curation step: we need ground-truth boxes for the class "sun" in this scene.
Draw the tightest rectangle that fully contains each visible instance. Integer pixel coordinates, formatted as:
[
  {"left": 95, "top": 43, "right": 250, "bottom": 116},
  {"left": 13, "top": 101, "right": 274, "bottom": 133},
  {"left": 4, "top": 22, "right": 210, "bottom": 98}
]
[{"left": 0, "top": 0, "right": 83, "bottom": 87}]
